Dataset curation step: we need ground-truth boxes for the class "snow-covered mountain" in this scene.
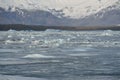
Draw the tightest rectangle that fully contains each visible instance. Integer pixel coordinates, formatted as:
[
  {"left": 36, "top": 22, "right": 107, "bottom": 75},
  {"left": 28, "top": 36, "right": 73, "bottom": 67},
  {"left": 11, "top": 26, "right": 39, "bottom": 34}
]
[{"left": 0, "top": 0, "right": 120, "bottom": 26}]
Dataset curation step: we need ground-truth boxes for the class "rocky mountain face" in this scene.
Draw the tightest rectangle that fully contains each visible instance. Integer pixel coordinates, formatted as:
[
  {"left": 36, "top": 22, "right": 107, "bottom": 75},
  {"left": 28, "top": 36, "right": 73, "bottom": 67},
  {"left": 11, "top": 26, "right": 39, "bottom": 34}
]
[{"left": 0, "top": 0, "right": 120, "bottom": 26}]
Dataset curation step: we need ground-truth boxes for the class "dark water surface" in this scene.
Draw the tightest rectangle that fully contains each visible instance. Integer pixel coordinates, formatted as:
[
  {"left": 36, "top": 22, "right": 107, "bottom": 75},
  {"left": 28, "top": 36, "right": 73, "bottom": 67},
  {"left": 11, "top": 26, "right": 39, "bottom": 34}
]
[{"left": 0, "top": 30, "right": 120, "bottom": 80}]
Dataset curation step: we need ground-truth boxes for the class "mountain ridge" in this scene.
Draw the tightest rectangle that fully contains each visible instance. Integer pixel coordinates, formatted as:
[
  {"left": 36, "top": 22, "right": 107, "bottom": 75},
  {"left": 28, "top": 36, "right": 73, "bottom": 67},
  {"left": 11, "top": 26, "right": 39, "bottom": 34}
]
[
  {"left": 0, "top": 0, "right": 119, "bottom": 18},
  {"left": 0, "top": 0, "right": 120, "bottom": 26}
]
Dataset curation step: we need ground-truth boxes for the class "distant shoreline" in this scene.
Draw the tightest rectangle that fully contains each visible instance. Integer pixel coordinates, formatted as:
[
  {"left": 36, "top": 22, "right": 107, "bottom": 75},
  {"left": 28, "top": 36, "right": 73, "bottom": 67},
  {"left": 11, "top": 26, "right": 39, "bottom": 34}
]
[{"left": 0, "top": 24, "right": 120, "bottom": 31}]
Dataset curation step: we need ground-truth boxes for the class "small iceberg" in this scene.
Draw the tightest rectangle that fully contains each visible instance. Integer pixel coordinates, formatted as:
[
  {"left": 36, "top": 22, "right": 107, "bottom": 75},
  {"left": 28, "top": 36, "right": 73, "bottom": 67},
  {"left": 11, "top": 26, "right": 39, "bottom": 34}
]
[{"left": 23, "top": 54, "right": 54, "bottom": 59}]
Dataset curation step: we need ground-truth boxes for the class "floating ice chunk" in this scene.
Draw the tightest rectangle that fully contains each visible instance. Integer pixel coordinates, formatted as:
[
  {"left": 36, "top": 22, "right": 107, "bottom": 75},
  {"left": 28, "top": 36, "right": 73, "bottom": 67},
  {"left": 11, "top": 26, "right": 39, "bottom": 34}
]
[
  {"left": 5, "top": 40, "right": 13, "bottom": 44},
  {"left": 31, "top": 40, "right": 40, "bottom": 45},
  {"left": 8, "top": 35, "right": 12, "bottom": 38},
  {"left": 101, "top": 30, "right": 113, "bottom": 36},
  {"left": 23, "top": 54, "right": 54, "bottom": 59},
  {"left": 44, "top": 39, "right": 65, "bottom": 47}
]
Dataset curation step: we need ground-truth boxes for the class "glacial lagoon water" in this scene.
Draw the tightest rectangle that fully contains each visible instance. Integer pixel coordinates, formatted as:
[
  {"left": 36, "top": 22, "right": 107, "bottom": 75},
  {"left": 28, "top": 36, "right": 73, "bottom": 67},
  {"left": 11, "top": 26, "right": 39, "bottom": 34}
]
[{"left": 0, "top": 30, "right": 120, "bottom": 80}]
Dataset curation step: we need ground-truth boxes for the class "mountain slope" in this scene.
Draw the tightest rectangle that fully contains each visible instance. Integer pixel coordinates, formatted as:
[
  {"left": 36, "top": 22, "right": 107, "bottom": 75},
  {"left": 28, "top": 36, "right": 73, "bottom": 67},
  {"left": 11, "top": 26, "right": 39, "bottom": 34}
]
[{"left": 0, "top": 0, "right": 120, "bottom": 26}]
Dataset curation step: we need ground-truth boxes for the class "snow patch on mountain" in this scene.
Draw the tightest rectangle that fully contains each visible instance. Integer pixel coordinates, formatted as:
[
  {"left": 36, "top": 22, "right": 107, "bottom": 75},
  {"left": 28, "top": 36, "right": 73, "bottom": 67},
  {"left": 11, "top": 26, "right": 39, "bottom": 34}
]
[{"left": 0, "top": 0, "right": 119, "bottom": 19}]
